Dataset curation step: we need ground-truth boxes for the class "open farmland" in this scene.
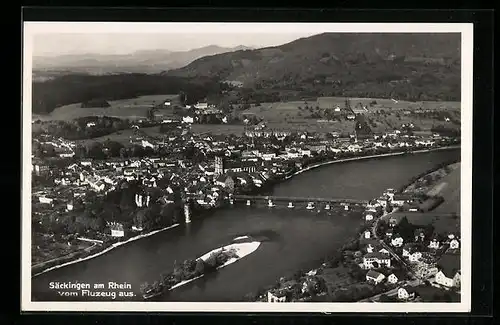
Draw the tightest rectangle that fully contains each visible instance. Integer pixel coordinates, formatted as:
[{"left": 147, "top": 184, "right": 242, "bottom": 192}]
[
  {"left": 32, "top": 94, "right": 179, "bottom": 121},
  {"left": 190, "top": 124, "right": 247, "bottom": 136},
  {"left": 316, "top": 96, "right": 460, "bottom": 112},
  {"left": 78, "top": 128, "right": 139, "bottom": 146},
  {"left": 238, "top": 96, "right": 460, "bottom": 134},
  {"left": 79, "top": 125, "right": 171, "bottom": 146}
]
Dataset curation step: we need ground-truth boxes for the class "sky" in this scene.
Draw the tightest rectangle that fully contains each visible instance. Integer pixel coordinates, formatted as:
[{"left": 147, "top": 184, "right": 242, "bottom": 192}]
[
  {"left": 32, "top": 32, "right": 318, "bottom": 57},
  {"left": 27, "top": 22, "right": 470, "bottom": 57}
]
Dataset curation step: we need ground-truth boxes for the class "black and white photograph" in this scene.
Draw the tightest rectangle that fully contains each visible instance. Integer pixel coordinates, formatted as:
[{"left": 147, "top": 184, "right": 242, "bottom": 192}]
[{"left": 22, "top": 22, "right": 473, "bottom": 313}]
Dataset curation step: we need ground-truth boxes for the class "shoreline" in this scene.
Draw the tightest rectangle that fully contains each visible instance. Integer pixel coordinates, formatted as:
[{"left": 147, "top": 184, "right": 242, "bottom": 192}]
[
  {"left": 167, "top": 241, "right": 261, "bottom": 291},
  {"left": 284, "top": 145, "right": 460, "bottom": 181},
  {"left": 32, "top": 223, "right": 180, "bottom": 278}
]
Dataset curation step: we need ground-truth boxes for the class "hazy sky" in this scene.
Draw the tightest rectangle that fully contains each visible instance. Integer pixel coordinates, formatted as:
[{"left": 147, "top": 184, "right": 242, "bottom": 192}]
[{"left": 33, "top": 32, "right": 318, "bottom": 56}]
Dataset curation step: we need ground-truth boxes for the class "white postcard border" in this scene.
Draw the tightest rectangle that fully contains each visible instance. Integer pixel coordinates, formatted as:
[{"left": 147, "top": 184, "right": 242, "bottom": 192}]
[{"left": 22, "top": 22, "right": 474, "bottom": 313}]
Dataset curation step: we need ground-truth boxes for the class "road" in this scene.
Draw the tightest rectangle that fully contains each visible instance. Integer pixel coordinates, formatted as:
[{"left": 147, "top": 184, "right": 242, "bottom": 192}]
[{"left": 371, "top": 208, "right": 420, "bottom": 280}]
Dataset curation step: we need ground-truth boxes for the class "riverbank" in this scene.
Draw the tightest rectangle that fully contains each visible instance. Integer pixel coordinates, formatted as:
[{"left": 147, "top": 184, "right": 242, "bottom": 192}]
[
  {"left": 284, "top": 145, "right": 460, "bottom": 181},
  {"left": 246, "top": 148, "right": 460, "bottom": 302},
  {"left": 32, "top": 223, "right": 180, "bottom": 277},
  {"left": 169, "top": 240, "right": 261, "bottom": 291}
]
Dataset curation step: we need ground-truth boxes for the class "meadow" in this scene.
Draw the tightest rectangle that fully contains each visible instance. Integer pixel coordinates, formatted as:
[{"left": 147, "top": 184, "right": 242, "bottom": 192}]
[
  {"left": 32, "top": 94, "right": 179, "bottom": 121},
  {"left": 239, "top": 96, "right": 460, "bottom": 134},
  {"left": 31, "top": 94, "right": 461, "bottom": 137}
]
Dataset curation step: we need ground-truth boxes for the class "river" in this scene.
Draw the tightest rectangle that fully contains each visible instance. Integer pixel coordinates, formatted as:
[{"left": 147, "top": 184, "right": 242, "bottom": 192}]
[{"left": 31, "top": 148, "right": 460, "bottom": 302}]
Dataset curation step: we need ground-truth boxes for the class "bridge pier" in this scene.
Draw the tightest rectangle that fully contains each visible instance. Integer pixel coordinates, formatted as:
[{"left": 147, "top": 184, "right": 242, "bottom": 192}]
[
  {"left": 229, "top": 198, "right": 234, "bottom": 205},
  {"left": 288, "top": 202, "right": 294, "bottom": 208},
  {"left": 246, "top": 200, "right": 251, "bottom": 206},
  {"left": 325, "top": 204, "right": 331, "bottom": 210},
  {"left": 306, "top": 202, "right": 314, "bottom": 210},
  {"left": 344, "top": 204, "right": 349, "bottom": 211},
  {"left": 268, "top": 199, "right": 275, "bottom": 207},
  {"left": 184, "top": 203, "right": 191, "bottom": 224}
]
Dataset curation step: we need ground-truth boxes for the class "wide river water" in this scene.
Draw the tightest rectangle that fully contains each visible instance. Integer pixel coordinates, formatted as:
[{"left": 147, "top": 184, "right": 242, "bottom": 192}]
[{"left": 31, "top": 149, "right": 460, "bottom": 302}]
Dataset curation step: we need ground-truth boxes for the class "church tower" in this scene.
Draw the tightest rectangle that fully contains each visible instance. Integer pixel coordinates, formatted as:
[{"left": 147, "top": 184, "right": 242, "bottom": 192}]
[{"left": 215, "top": 156, "right": 225, "bottom": 176}]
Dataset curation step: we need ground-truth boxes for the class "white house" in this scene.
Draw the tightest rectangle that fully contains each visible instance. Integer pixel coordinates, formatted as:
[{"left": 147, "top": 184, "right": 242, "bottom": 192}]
[
  {"left": 182, "top": 116, "right": 194, "bottom": 124},
  {"left": 435, "top": 270, "right": 461, "bottom": 288},
  {"left": 376, "top": 197, "right": 388, "bottom": 208},
  {"left": 391, "top": 235, "right": 404, "bottom": 248},
  {"left": 363, "top": 252, "right": 391, "bottom": 269},
  {"left": 428, "top": 237, "right": 441, "bottom": 249},
  {"left": 109, "top": 222, "right": 125, "bottom": 238},
  {"left": 38, "top": 196, "right": 54, "bottom": 205},
  {"left": 449, "top": 238, "right": 460, "bottom": 249},
  {"left": 365, "top": 270, "right": 386, "bottom": 284},
  {"left": 365, "top": 213, "right": 374, "bottom": 222},
  {"left": 195, "top": 102, "right": 208, "bottom": 110},
  {"left": 141, "top": 140, "right": 155, "bottom": 149},
  {"left": 435, "top": 252, "right": 461, "bottom": 288},
  {"left": 267, "top": 291, "right": 286, "bottom": 303},
  {"left": 397, "top": 287, "right": 417, "bottom": 301},
  {"left": 387, "top": 273, "right": 400, "bottom": 285},
  {"left": 378, "top": 247, "right": 390, "bottom": 255},
  {"left": 409, "top": 251, "right": 423, "bottom": 263},
  {"left": 363, "top": 230, "right": 371, "bottom": 239}
]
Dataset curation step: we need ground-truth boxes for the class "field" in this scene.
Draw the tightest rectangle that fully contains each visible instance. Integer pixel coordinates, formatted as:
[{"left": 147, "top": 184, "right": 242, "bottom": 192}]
[
  {"left": 79, "top": 125, "right": 171, "bottom": 146},
  {"left": 240, "top": 96, "right": 460, "bottom": 133},
  {"left": 190, "top": 124, "right": 247, "bottom": 136},
  {"left": 431, "top": 166, "right": 461, "bottom": 214},
  {"left": 32, "top": 94, "right": 179, "bottom": 121},
  {"left": 32, "top": 94, "right": 461, "bottom": 136},
  {"left": 79, "top": 128, "right": 139, "bottom": 146},
  {"left": 315, "top": 97, "right": 460, "bottom": 111}
]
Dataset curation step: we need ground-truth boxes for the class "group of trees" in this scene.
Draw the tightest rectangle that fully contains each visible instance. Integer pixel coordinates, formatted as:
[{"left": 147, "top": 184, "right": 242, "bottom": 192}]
[
  {"left": 431, "top": 125, "right": 461, "bottom": 137},
  {"left": 32, "top": 116, "right": 131, "bottom": 140},
  {"left": 142, "top": 248, "right": 239, "bottom": 296},
  {"left": 36, "top": 180, "right": 184, "bottom": 238}
]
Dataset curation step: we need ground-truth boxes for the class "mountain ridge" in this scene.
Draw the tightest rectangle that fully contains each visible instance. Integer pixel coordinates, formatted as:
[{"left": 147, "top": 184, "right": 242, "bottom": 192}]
[
  {"left": 32, "top": 45, "right": 254, "bottom": 75},
  {"left": 166, "top": 33, "right": 461, "bottom": 93}
]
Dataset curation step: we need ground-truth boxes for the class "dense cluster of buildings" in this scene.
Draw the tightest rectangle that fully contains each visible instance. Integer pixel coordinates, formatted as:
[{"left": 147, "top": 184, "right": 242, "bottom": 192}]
[{"left": 31, "top": 116, "right": 460, "bottom": 291}]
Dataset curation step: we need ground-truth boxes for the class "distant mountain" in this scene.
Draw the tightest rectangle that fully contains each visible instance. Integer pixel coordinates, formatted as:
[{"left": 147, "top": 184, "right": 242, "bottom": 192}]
[
  {"left": 165, "top": 33, "right": 461, "bottom": 100},
  {"left": 32, "top": 45, "right": 254, "bottom": 75}
]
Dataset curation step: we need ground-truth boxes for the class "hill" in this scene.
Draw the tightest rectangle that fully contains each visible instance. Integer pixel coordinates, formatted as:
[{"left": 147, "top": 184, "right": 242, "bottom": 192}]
[
  {"left": 32, "top": 45, "right": 253, "bottom": 76},
  {"left": 166, "top": 33, "right": 461, "bottom": 101},
  {"left": 31, "top": 74, "right": 221, "bottom": 114}
]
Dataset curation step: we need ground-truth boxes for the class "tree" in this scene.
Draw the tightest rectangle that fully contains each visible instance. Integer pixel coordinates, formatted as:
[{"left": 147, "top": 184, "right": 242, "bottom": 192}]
[
  {"left": 119, "top": 147, "right": 127, "bottom": 159},
  {"left": 385, "top": 202, "right": 393, "bottom": 213},
  {"left": 194, "top": 259, "right": 206, "bottom": 275}
]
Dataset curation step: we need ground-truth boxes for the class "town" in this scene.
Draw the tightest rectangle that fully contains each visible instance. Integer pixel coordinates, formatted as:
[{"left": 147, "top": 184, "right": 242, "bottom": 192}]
[{"left": 31, "top": 95, "right": 461, "bottom": 303}]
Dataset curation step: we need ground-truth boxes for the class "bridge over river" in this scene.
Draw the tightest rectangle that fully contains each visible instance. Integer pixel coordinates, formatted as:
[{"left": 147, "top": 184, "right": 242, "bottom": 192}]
[{"left": 231, "top": 194, "right": 369, "bottom": 209}]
